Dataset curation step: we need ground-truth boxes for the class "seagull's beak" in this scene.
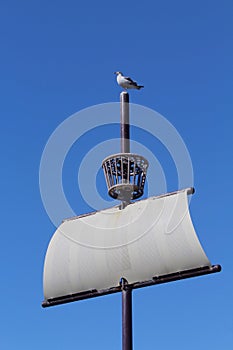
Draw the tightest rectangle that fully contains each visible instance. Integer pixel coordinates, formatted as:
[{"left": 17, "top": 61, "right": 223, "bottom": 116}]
[{"left": 114, "top": 72, "right": 117, "bottom": 74}]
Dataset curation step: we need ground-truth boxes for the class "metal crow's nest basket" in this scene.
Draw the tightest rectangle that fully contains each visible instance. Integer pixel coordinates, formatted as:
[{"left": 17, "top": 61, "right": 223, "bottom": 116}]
[{"left": 102, "top": 153, "right": 149, "bottom": 201}]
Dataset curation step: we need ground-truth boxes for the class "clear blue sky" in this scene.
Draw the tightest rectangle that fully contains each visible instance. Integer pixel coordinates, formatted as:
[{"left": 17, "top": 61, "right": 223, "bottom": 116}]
[{"left": 1, "top": 0, "right": 232, "bottom": 349}]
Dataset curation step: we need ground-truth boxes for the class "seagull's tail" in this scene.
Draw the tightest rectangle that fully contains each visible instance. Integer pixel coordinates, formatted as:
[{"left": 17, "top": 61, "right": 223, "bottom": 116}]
[{"left": 137, "top": 85, "right": 144, "bottom": 90}]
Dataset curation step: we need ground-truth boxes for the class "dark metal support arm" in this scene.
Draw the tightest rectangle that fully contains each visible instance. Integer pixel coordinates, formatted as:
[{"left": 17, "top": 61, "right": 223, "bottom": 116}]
[{"left": 42, "top": 264, "right": 221, "bottom": 308}]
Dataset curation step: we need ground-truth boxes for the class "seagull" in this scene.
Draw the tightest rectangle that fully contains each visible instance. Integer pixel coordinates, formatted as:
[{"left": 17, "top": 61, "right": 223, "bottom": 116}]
[{"left": 114, "top": 71, "right": 144, "bottom": 90}]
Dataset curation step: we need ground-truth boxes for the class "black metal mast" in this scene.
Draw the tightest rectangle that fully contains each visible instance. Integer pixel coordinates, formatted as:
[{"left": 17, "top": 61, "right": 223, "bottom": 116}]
[
  {"left": 120, "top": 91, "right": 130, "bottom": 153},
  {"left": 121, "top": 278, "right": 133, "bottom": 350},
  {"left": 120, "top": 92, "right": 133, "bottom": 350}
]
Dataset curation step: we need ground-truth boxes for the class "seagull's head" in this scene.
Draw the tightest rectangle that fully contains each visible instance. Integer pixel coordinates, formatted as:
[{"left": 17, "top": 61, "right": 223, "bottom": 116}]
[{"left": 114, "top": 71, "right": 123, "bottom": 76}]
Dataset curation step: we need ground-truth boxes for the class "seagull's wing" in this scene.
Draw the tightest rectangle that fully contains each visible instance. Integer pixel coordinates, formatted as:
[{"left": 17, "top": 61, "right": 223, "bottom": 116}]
[
  {"left": 124, "top": 76, "right": 136, "bottom": 83},
  {"left": 124, "top": 76, "right": 137, "bottom": 86}
]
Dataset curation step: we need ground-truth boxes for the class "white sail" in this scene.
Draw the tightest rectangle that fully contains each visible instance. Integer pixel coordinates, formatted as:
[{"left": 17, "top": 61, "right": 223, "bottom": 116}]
[{"left": 43, "top": 188, "right": 210, "bottom": 301}]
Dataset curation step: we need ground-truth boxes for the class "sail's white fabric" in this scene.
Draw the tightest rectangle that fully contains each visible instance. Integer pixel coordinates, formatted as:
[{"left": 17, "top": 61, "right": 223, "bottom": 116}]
[{"left": 43, "top": 189, "right": 210, "bottom": 300}]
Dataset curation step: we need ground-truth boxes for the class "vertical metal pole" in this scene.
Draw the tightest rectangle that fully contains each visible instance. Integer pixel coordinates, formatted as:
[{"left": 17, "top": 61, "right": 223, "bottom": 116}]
[
  {"left": 120, "top": 92, "right": 130, "bottom": 153},
  {"left": 120, "top": 92, "right": 131, "bottom": 208},
  {"left": 121, "top": 278, "right": 133, "bottom": 350}
]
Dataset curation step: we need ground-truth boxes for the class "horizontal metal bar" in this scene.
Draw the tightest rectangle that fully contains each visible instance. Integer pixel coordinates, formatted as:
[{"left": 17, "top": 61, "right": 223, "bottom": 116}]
[
  {"left": 42, "top": 265, "right": 221, "bottom": 308},
  {"left": 42, "top": 286, "right": 122, "bottom": 308}
]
